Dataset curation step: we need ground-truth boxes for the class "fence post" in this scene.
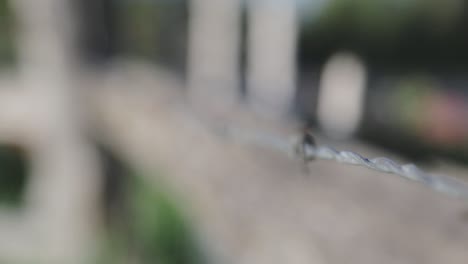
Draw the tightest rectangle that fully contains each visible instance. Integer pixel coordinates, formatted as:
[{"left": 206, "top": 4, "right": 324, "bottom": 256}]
[
  {"left": 187, "top": 0, "right": 242, "bottom": 116},
  {"left": 0, "top": 0, "right": 102, "bottom": 262},
  {"left": 246, "top": 0, "right": 298, "bottom": 118}
]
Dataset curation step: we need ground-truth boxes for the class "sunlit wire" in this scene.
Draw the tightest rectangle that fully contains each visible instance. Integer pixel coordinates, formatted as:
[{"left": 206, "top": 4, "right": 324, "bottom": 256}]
[{"left": 215, "top": 124, "right": 468, "bottom": 200}]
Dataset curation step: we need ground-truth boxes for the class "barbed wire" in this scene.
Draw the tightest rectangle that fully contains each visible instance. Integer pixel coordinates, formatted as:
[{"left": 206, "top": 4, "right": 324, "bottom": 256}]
[{"left": 215, "top": 124, "right": 468, "bottom": 200}]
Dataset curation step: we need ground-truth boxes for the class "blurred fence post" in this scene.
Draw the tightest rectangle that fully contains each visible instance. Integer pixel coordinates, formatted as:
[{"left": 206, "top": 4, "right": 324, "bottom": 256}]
[
  {"left": 317, "top": 52, "right": 367, "bottom": 138},
  {"left": 0, "top": 0, "right": 102, "bottom": 262},
  {"left": 187, "top": 0, "right": 242, "bottom": 116},
  {"left": 246, "top": 0, "right": 298, "bottom": 118}
]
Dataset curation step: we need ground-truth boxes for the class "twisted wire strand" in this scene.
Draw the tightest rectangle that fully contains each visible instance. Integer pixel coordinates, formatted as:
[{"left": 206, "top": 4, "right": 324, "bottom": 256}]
[{"left": 216, "top": 124, "right": 468, "bottom": 200}]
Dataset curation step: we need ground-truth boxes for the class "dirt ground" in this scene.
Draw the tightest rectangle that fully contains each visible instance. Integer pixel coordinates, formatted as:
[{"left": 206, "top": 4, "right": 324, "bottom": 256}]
[{"left": 90, "top": 62, "right": 468, "bottom": 264}]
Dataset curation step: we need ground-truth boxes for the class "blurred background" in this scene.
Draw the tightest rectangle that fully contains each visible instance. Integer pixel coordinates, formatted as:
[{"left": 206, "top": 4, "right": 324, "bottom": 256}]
[{"left": 0, "top": 0, "right": 468, "bottom": 263}]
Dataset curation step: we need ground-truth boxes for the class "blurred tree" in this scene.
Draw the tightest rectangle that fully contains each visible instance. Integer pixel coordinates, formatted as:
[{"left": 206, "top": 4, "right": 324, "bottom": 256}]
[
  {"left": 76, "top": 0, "right": 188, "bottom": 71},
  {"left": 129, "top": 175, "right": 206, "bottom": 264},
  {"left": 300, "top": 0, "right": 468, "bottom": 70},
  {"left": 0, "top": 145, "right": 28, "bottom": 206},
  {"left": 116, "top": 0, "right": 188, "bottom": 71},
  {"left": 77, "top": 0, "right": 119, "bottom": 63},
  {"left": 0, "top": 0, "right": 16, "bottom": 66},
  {"left": 96, "top": 147, "right": 207, "bottom": 264}
]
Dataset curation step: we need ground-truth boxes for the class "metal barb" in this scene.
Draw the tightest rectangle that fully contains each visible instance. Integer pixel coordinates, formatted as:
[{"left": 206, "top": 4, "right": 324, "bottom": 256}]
[{"left": 218, "top": 124, "right": 468, "bottom": 200}]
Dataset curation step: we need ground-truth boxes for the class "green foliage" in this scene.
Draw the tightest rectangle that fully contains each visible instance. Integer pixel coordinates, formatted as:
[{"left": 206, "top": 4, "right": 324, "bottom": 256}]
[
  {"left": 313, "top": 0, "right": 414, "bottom": 39},
  {"left": 0, "top": 145, "right": 28, "bottom": 206},
  {"left": 0, "top": 0, "right": 15, "bottom": 65},
  {"left": 97, "top": 171, "right": 207, "bottom": 264},
  {"left": 307, "top": 0, "right": 463, "bottom": 40},
  {"left": 130, "top": 175, "right": 205, "bottom": 264},
  {"left": 115, "top": 1, "right": 187, "bottom": 69},
  {"left": 117, "top": 2, "right": 161, "bottom": 59}
]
